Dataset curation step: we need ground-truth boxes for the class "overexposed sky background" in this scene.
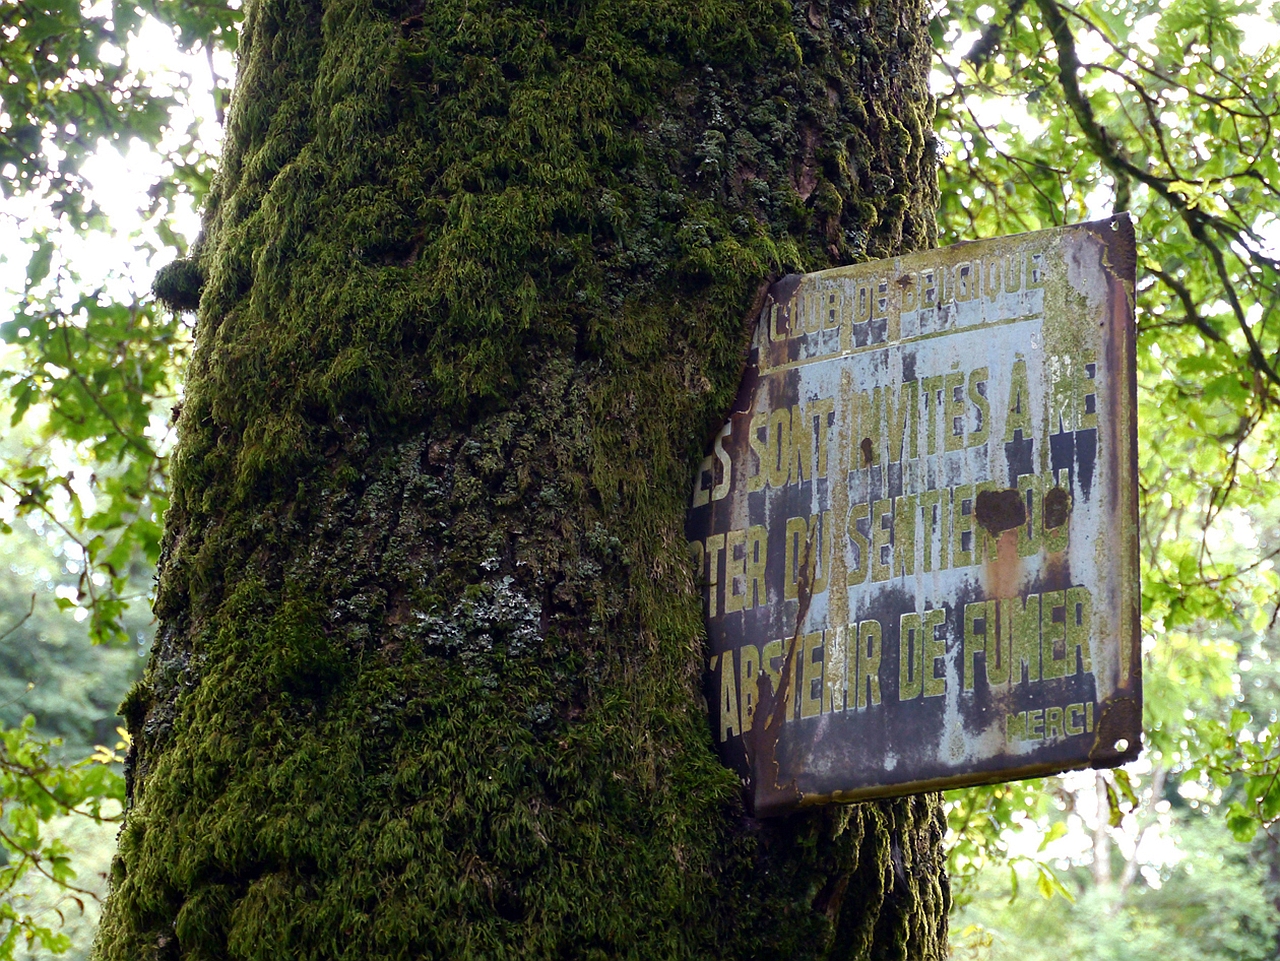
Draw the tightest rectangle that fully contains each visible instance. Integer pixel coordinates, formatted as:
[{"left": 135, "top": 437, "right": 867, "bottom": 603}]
[{"left": 0, "top": 16, "right": 231, "bottom": 320}]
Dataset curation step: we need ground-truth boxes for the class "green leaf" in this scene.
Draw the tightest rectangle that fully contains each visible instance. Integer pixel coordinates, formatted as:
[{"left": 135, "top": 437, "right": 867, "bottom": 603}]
[
  {"left": 1230, "top": 708, "right": 1251, "bottom": 734},
  {"left": 24, "top": 238, "right": 53, "bottom": 290},
  {"left": 1226, "top": 801, "right": 1259, "bottom": 842}
]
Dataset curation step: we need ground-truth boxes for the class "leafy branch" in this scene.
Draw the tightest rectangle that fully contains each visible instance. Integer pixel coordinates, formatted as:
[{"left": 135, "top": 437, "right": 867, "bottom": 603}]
[
  {"left": 1035, "top": 0, "right": 1280, "bottom": 390},
  {"left": 0, "top": 718, "right": 126, "bottom": 961}
]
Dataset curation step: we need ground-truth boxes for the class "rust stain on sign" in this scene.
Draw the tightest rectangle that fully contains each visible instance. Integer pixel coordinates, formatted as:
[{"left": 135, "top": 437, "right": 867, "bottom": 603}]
[{"left": 686, "top": 216, "right": 1141, "bottom": 817}]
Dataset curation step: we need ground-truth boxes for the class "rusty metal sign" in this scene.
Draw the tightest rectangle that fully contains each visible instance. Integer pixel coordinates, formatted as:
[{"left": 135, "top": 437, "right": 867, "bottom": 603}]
[{"left": 686, "top": 216, "right": 1140, "bottom": 817}]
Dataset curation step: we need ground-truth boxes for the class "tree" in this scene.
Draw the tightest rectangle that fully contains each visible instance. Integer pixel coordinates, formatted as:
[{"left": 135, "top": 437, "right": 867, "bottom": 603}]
[{"left": 91, "top": 0, "right": 949, "bottom": 958}]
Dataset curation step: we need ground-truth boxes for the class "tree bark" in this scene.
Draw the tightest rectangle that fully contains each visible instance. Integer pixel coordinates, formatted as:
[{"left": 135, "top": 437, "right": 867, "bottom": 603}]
[{"left": 98, "top": 0, "right": 946, "bottom": 957}]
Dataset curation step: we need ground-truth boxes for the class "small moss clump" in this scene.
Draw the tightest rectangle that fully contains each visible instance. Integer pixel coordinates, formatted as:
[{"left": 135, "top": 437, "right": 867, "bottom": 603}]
[
  {"left": 96, "top": 0, "right": 948, "bottom": 958},
  {"left": 152, "top": 258, "right": 206, "bottom": 313}
]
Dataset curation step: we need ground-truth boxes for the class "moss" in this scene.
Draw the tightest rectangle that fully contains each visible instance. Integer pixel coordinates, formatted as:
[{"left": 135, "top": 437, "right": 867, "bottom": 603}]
[
  {"left": 97, "top": 0, "right": 946, "bottom": 958},
  {"left": 152, "top": 258, "right": 205, "bottom": 313}
]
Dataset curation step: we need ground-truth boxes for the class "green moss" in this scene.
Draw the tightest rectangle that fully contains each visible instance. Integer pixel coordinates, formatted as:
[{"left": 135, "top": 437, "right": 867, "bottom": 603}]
[
  {"left": 152, "top": 258, "right": 205, "bottom": 313},
  {"left": 96, "top": 0, "right": 946, "bottom": 958}
]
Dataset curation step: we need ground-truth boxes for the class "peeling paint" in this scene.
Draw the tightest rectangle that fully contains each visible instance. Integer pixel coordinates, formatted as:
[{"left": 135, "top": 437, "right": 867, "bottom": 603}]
[{"left": 687, "top": 216, "right": 1141, "bottom": 816}]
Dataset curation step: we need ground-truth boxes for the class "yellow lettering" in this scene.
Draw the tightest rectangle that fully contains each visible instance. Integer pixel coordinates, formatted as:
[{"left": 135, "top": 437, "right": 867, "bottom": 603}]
[
  {"left": 923, "top": 608, "right": 947, "bottom": 698},
  {"left": 885, "top": 382, "right": 919, "bottom": 463},
  {"left": 963, "top": 601, "right": 985, "bottom": 692},
  {"left": 952, "top": 484, "right": 974, "bottom": 567},
  {"left": 899, "top": 612, "right": 923, "bottom": 701},
  {"left": 900, "top": 272, "right": 917, "bottom": 312},
  {"left": 809, "top": 397, "right": 835, "bottom": 478},
  {"left": 853, "top": 283, "right": 872, "bottom": 323},
  {"left": 1066, "top": 586, "right": 1093, "bottom": 674},
  {"left": 1045, "top": 705, "right": 1063, "bottom": 738},
  {"left": 704, "top": 533, "right": 725, "bottom": 618},
  {"left": 767, "top": 407, "right": 792, "bottom": 487},
  {"left": 1078, "top": 349, "right": 1098, "bottom": 430},
  {"left": 691, "top": 454, "right": 713, "bottom": 508},
  {"left": 719, "top": 653, "right": 740, "bottom": 741},
  {"left": 823, "top": 288, "right": 843, "bottom": 330},
  {"left": 1027, "top": 708, "right": 1044, "bottom": 739},
  {"left": 1017, "top": 473, "right": 1040, "bottom": 558},
  {"left": 921, "top": 268, "right": 939, "bottom": 307},
  {"left": 745, "top": 526, "right": 768, "bottom": 610},
  {"left": 739, "top": 644, "right": 761, "bottom": 732},
  {"left": 944, "top": 371, "right": 966, "bottom": 452},
  {"left": 802, "top": 289, "right": 822, "bottom": 333},
  {"left": 1065, "top": 703, "right": 1084, "bottom": 736},
  {"left": 894, "top": 494, "right": 917, "bottom": 577},
  {"left": 920, "top": 489, "right": 943, "bottom": 573},
  {"left": 856, "top": 389, "right": 883, "bottom": 466},
  {"left": 1003, "top": 357, "right": 1032, "bottom": 442},
  {"left": 874, "top": 279, "right": 889, "bottom": 318},
  {"left": 974, "top": 479, "right": 1001, "bottom": 564},
  {"left": 1040, "top": 590, "right": 1068, "bottom": 679},
  {"left": 1043, "top": 473, "right": 1070, "bottom": 552},
  {"left": 784, "top": 517, "right": 807, "bottom": 601},
  {"left": 939, "top": 487, "right": 951, "bottom": 571},
  {"left": 984, "top": 598, "right": 1010, "bottom": 686},
  {"left": 1000, "top": 252, "right": 1021, "bottom": 293},
  {"left": 762, "top": 638, "right": 784, "bottom": 707},
  {"left": 769, "top": 302, "right": 788, "bottom": 342},
  {"left": 748, "top": 413, "right": 768, "bottom": 492},
  {"left": 712, "top": 424, "right": 731, "bottom": 501},
  {"left": 984, "top": 258, "right": 1002, "bottom": 299},
  {"left": 1026, "top": 252, "right": 1046, "bottom": 288},
  {"left": 723, "top": 528, "right": 747, "bottom": 614},
  {"left": 1010, "top": 593, "right": 1041, "bottom": 684},
  {"left": 857, "top": 619, "right": 882, "bottom": 708},
  {"left": 801, "top": 631, "right": 824, "bottom": 719},
  {"left": 811, "top": 512, "right": 833, "bottom": 596},
  {"left": 846, "top": 503, "right": 870, "bottom": 586},
  {"left": 782, "top": 637, "right": 800, "bottom": 721},
  {"left": 871, "top": 499, "right": 893, "bottom": 582},
  {"left": 968, "top": 367, "right": 990, "bottom": 447},
  {"left": 923, "top": 375, "right": 944, "bottom": 454},
  {"left": 791, "top": 404, "right": 811, "bottom": 484}
]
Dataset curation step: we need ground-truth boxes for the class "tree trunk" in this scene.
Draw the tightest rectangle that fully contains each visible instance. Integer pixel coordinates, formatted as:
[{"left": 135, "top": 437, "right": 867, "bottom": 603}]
[{"left": 98, "top": 0, "right": 946, "bottom": 957}]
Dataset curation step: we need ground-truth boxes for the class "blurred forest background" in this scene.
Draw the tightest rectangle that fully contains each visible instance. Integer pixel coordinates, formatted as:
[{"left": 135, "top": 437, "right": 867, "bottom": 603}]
[{"left": 2, "top": 0, "right": 1280, "bottom": 956}]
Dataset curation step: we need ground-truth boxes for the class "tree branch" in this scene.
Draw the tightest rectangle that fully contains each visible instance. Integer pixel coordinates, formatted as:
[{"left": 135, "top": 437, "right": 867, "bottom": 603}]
[
  {"left": 1114, "top": 764, "right": 1168, "bottom": 907},
  {"left": 966, "top": 0, "right": 1031, "bottom": 68},
  {"left": 1034, "top": 0, "right": 1280, "bottom": 390}
]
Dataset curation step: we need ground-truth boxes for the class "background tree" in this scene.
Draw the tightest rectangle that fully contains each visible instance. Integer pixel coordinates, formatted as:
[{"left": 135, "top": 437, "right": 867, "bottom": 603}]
[{"left": 936, "top": 0, "right": 1280, "bottom": 952}]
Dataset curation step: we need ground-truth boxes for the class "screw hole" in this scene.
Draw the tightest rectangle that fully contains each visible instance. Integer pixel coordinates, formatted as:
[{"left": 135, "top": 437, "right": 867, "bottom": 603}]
[{"left": 1114, "top": 738, "right": 1129, "bottom": 752}]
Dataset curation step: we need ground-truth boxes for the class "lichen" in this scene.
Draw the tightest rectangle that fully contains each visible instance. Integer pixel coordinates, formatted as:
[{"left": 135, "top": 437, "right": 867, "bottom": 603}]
[{"left": 96, "top": 0, "right": 947, "bottom": 958}]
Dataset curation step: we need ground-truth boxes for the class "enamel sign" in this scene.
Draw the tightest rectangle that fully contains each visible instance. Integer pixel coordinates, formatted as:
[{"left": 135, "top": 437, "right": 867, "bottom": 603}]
[{"left": 686, "top": 216, "right": 1141, "bottom": 816}]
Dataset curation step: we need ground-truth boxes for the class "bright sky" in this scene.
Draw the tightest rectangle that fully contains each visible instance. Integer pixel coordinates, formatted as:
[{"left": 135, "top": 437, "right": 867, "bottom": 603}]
[{"left": 0, "top": 17, "right": 231, "bottom": 320}]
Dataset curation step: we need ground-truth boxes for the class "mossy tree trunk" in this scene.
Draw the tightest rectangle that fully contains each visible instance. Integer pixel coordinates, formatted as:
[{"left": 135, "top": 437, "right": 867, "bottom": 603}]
[{"left": 100, "top": 0, "right": 946, "bottom": 957}]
